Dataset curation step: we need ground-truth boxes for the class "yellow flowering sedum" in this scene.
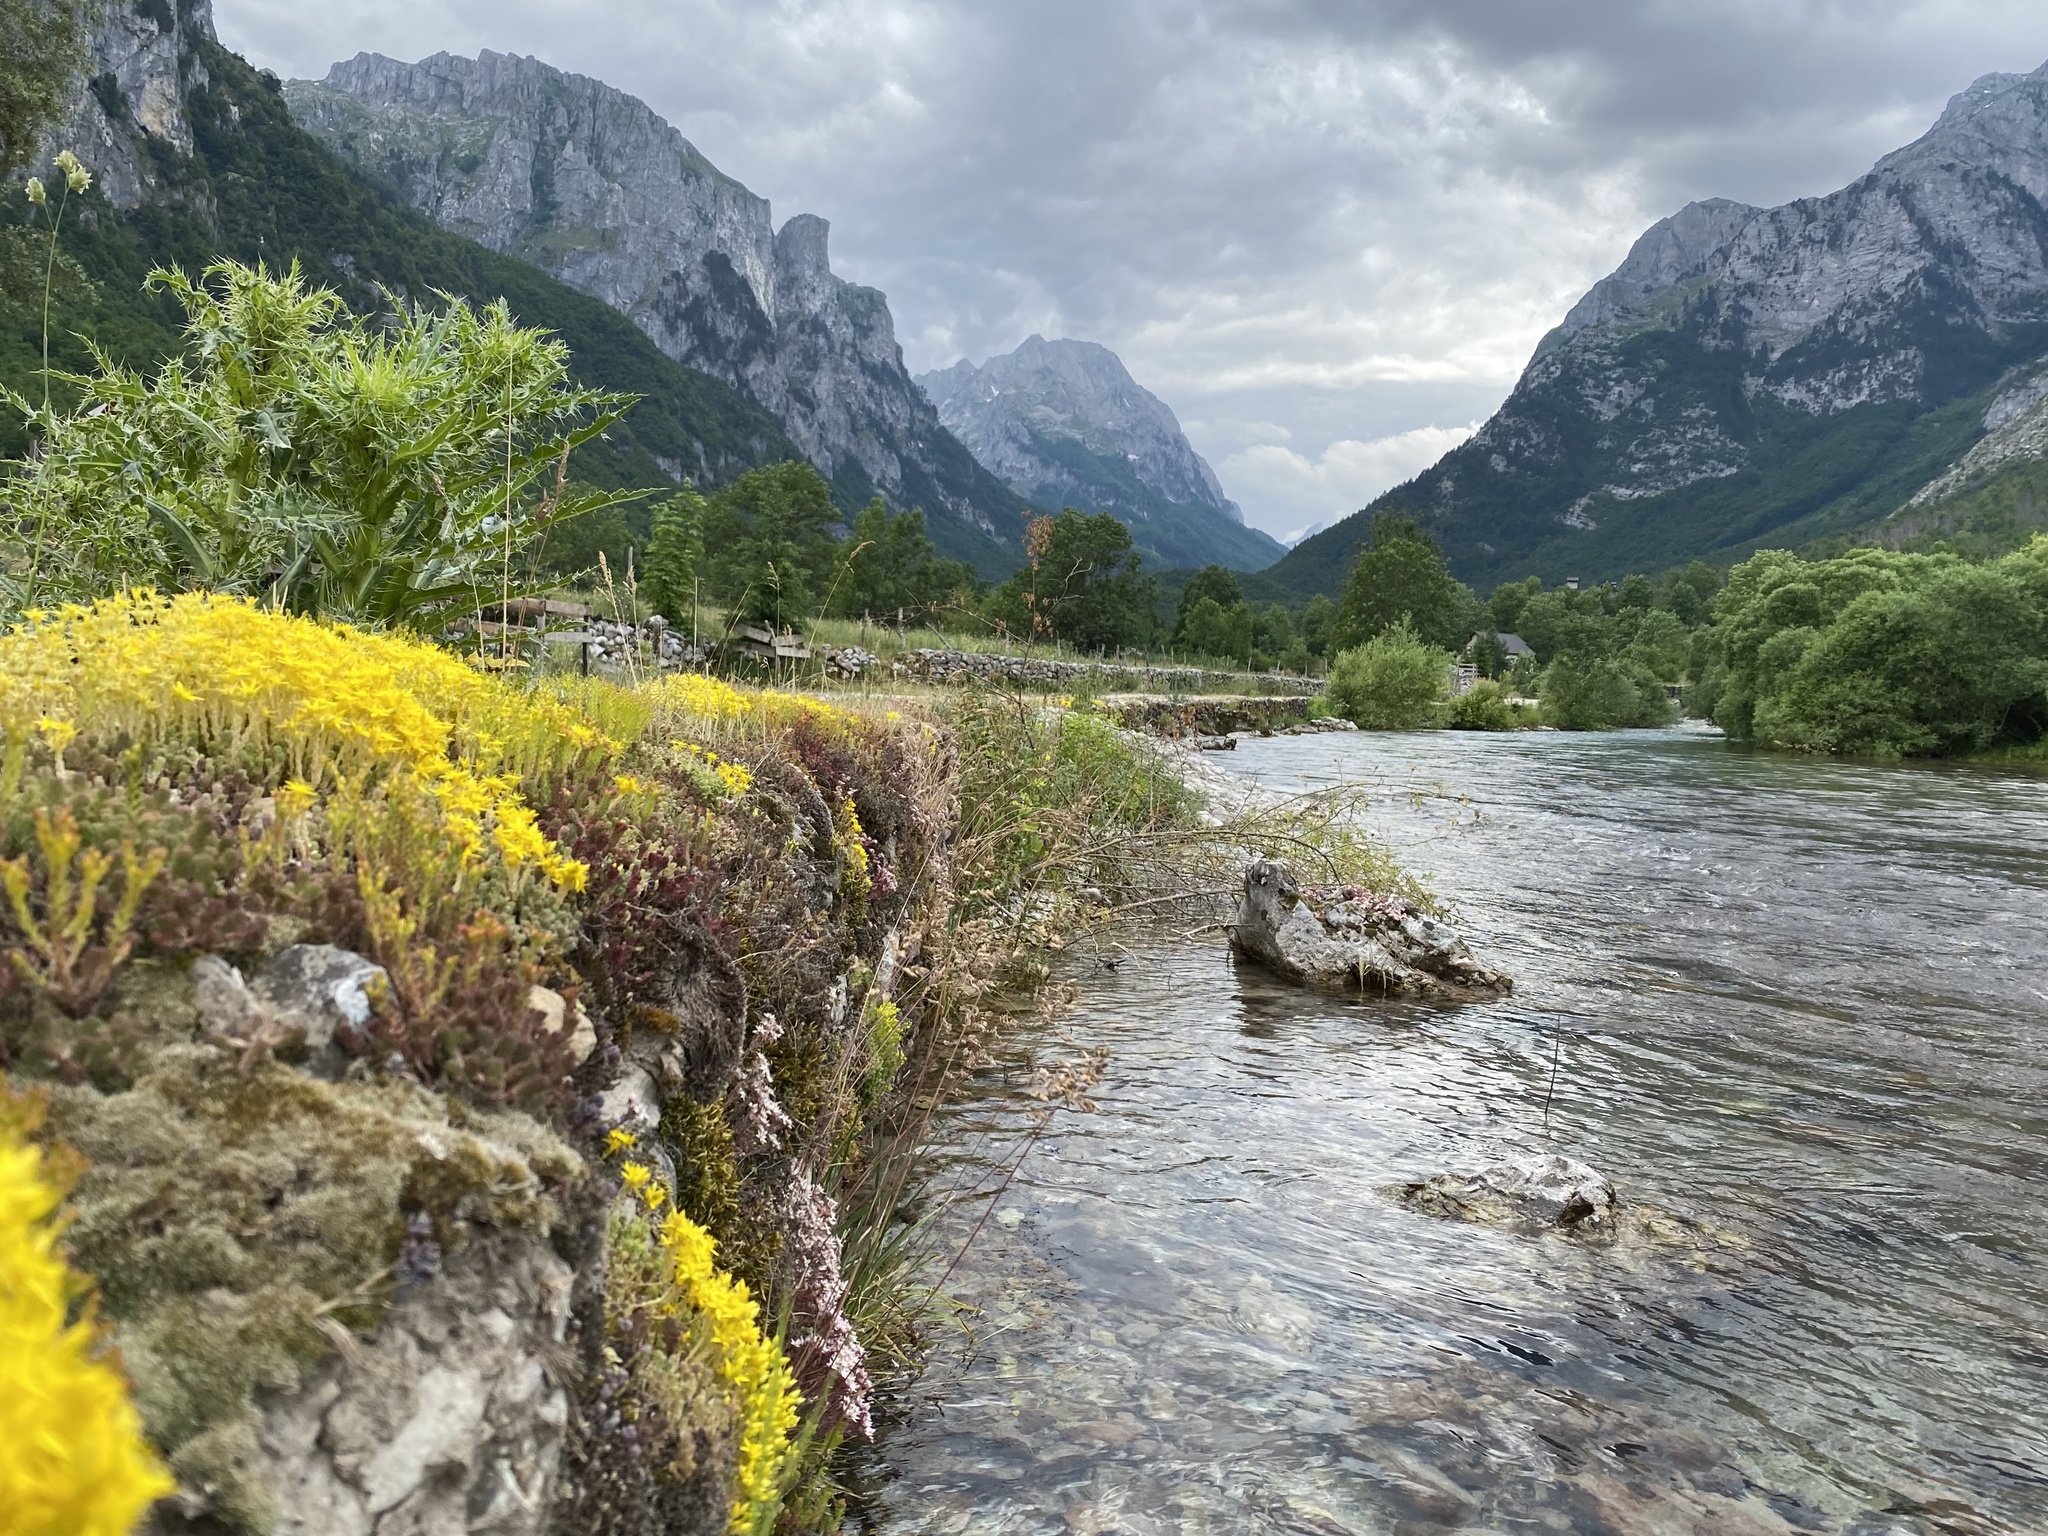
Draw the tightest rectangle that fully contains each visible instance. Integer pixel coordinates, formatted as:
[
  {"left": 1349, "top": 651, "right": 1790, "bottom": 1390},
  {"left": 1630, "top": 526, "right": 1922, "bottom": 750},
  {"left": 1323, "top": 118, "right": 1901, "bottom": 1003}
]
[
  {"left": 0, "top": 1102, "right": 175, "bottom": 1535},
  {"left": 0, "top": 592, "right": 599, "bottom": 889},
  {"left": 657, "top": 1209, "right": 800, "bottom": 1534}
]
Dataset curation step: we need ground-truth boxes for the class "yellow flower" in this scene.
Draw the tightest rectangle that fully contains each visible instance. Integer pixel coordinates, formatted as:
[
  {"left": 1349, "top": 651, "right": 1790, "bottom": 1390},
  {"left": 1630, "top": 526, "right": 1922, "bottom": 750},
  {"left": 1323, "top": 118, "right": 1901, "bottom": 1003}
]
[
  {"left": 275, "top": 779, "right": 316, "bottom": 820},
  {"left": 31, "top": 718, "right": 75, "bottom": 754},
  {"left": 0, "top": 1107, "right": 177, "bottom": 1533},
  {"left": 655, "top": 1209, "right": 799, "bottom": 1533},
  {"left": 604, "top": 1128, "right": 638, "bottom": 1155},
  {"left": 619, "top": 1162, "right": 652, "bottom": 1192},
  {"left": 491, "top": 804, "right": 549, "bottom": 869},
  {"left": 612, "top": 774, "right": 644, "bottom": 795}
]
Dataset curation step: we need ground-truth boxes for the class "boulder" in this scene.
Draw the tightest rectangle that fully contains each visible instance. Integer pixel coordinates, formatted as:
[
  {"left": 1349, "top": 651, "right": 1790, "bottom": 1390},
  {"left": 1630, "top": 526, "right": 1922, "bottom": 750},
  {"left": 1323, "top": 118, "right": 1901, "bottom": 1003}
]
[
  {"left": 1228, "top": 858, "right": 1510, "bottom": 998},
  {"left": 1394, "top": 1154, "right": 1620, "bottom": 1232},
  {"left": 252, "top": 944, "right": 390, "bottom": 1069}
]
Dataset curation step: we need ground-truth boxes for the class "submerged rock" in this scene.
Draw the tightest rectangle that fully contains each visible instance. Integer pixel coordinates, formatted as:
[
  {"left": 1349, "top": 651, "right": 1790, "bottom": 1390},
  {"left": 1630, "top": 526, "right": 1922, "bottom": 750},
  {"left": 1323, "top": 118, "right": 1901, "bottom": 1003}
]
[
  {"left": 1394, "top": 1154, "right": 1620, "bottom": 1232},
  {"left": 1228, "top": 858, "right": 1510, "bottom": 999}
]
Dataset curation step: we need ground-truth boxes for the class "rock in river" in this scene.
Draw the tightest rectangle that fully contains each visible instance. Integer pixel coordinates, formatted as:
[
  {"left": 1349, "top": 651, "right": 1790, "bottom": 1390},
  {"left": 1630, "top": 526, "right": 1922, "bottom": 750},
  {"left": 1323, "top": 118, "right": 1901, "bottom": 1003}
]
[
  {"left": 1394, "top": 1154, "right": 1621, "bottom": 1232},
  {"left": 1228, "top": 858, "right": 1510, "bottom": 999}
]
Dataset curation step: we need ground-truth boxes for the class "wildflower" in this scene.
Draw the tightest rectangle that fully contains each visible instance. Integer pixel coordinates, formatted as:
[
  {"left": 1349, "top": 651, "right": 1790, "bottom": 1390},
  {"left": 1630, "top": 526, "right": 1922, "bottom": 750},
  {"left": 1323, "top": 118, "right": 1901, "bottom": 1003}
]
[
  {"left": 275, "top": 779, "right": 316, "bottom": 820},
  {"left": 24, "top": 177, "right": 45, "bottom": 207},
  {"left": 612, "top": 774, "right": 644, "bottom": 795},
  {"left": 491, "top": 804, "right": 550, "bottom": 869},
  {"left": 604, "top": 1128, "right": 638, "bottom": 1156},
  {"left": 52, "top": 152, "right": 90, "bottom": 195},
  {"left": 0, "top": 1107, "right": 177, "bottom": 1532},
  {"left": 655, "top": 1209, "right": 800, "bottom": 1532},
  {"left": 714, "top": 760, "right": 752, "bottom": 797}
]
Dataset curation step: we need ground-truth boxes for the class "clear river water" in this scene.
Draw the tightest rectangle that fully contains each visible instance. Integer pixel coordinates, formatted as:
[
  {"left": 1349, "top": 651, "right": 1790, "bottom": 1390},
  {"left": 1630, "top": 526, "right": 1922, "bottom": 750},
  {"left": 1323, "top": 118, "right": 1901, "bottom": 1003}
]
[{"left": 855, "top": 727, "right": 2048, "bottom": 1536}]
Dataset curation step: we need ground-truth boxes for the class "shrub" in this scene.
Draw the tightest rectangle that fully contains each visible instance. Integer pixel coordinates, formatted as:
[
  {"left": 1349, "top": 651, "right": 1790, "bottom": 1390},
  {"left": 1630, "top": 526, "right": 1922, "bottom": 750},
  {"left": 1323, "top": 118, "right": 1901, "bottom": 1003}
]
[
  {"left": 4, "top": 260, "right": 637, "bottom": 622},
  {"left": 1540, "top": 652, "right": 1674, "bottom": 731},
  {"left": 1325, "top": 623, "right": 1450, "bottom": 729},
  {"left": 1441, "top": 678, "right": 1524, "bottom": 731}
]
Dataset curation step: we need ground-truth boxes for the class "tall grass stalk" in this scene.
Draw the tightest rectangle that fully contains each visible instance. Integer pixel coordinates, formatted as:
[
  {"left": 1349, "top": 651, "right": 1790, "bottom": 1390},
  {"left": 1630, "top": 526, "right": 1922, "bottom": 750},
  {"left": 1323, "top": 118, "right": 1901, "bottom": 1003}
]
[{"left": 22, "top": 152, "right": 90, "bottom": 606}]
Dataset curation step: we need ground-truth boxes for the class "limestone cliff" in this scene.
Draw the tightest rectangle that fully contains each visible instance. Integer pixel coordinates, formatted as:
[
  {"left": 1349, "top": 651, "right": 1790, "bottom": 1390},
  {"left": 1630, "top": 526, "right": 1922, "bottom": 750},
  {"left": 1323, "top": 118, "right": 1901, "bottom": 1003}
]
[
  {"left": 286, "top": 52, "right": 1026, "bottom": 572},
  {"left": 919, "top": 335, "right": 1284, "bottom": 571}
]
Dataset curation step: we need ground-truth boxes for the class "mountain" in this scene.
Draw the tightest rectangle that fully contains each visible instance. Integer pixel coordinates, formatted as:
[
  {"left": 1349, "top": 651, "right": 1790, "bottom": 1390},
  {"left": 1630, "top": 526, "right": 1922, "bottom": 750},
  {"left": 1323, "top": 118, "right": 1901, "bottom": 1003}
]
[
  {"left": 284, "top": 51, "right": 1027, "bottom": 575},
  {"left": 1263, "top": 60, "right": 2048, "bottom": 598},
  {"left": 6, "top": 0, "right": 799, "bottom": 503},
  {"left": 916, "top": 335, "right": 1284, "bottom": 571}
]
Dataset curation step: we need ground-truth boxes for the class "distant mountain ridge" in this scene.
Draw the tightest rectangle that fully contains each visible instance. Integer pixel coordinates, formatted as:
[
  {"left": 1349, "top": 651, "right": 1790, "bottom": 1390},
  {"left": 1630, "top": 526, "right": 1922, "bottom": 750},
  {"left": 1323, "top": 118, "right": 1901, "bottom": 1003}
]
[
  {"left": 1265, "top": 59, "right": 2048, "bottom": 597},
  {"left": 285, "top": 51, "right": 1027, "bottom": 574},
  {"left": 918, "top": 336, "right": 1284, "bottom": 571}
]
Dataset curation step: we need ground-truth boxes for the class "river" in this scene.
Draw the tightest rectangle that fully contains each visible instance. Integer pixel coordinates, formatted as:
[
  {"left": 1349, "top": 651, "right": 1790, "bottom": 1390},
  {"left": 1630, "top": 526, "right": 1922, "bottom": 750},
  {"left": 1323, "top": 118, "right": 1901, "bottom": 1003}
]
[{"left": 854, "top": 726, "right": 2048, "bottom": 1536}]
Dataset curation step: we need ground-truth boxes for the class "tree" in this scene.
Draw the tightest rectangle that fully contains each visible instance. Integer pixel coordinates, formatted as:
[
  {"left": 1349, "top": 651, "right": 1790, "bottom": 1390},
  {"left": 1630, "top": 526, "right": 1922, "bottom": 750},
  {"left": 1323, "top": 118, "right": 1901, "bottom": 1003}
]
[
  {"left": 1466, "top": 631, "right": 1510, "bottom": 679},
  {"left": 1324, "top": 621, "right": 1450, "bottom": 729},
  {"left": 1171, "top": 565, "right": 1243, "bottom": 647},
  {"left": 1616, "top": 573, "right": 1657, "bottom": 612},
  {"left": 1663, "top": 561, "right": 1723, "bottom": 628},
  {"left": 700, "top": 460, "right": 841, "bottom": 628},
  {"left": 1487, "top": 575, "right": 1541, "bottom": 634},
  {"left": 1336, "top": 513, "right": 1477, "bottom": 651},
  {"left": 1542, "top": 653, "right": 1674, "bottom": 731},
  {"left": 829, "top": 498, "right": 972, "bottom": 624},
  {"left": 1301, "top": 592, "right": 1338, "bottom": 658},
  {"left": 990, "top": 509, "right": 1156, "bottom": 652},
  {"left": 1178, "top": 595, "right": 1252, "bottom": 663},
  {"left": 2, "top": 259, "right": 636, "bottom": 623},
  {"left": 641, "top": 487, "right": 706, "bottom": 623}
]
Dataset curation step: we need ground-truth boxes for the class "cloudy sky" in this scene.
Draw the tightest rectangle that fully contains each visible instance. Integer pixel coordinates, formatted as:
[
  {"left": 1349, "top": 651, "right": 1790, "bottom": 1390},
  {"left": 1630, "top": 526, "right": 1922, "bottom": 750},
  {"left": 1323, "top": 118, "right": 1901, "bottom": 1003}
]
[{"left": 217, "top": 1, "right": 2048, "bottom": 541}]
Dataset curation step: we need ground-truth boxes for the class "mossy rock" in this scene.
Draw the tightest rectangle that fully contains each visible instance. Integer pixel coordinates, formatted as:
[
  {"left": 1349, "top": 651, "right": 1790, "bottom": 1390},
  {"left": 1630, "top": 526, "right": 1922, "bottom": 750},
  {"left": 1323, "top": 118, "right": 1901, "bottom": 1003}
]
[{"left": 39, "top": 1031, "right": 581, "bottom": 1531}]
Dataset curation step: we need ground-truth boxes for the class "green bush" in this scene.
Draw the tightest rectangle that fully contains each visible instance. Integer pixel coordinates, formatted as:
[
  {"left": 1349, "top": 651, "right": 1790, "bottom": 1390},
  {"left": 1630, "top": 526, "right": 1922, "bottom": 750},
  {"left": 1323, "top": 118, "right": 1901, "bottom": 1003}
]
[
  {"left": 1442, "top": 678, "right": 1527, "bottom": 731},
  {"left": 1325, "top": 622, "right": 1450, "bottom": 729},
  {"left": 1700, "top": 539, "right": 2048, "bottom": 755},
  {"left": 4, "top": 259, "right": 636, "bottom": 621},
  {"left": 1541, "top": 652, "right": 1674, "bottom": 730}
]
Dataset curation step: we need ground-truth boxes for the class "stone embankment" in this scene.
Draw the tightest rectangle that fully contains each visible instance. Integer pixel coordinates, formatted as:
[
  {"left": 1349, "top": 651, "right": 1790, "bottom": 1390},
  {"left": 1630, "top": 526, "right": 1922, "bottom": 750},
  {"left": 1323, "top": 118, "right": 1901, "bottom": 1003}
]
[
  {"left": 891, "top": 649, "right": 1319, "bottom": 695},
  {"left": 1229, "top": 858, "right": 1511, "bottom": 999}
]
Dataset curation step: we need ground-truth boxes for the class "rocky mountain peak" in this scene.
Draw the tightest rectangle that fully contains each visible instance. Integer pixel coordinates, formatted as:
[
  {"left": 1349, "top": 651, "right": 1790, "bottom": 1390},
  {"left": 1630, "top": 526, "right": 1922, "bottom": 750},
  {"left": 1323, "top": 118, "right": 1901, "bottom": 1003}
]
[
  {"left": 918, "top": 336, "right": 1284, "bottom": 571},
  {"left": 773, "top": 213, "right": 836, "bottom": 314},
  {"left": 1544, "top": 197, "right": 1759, "bottom": 350}
]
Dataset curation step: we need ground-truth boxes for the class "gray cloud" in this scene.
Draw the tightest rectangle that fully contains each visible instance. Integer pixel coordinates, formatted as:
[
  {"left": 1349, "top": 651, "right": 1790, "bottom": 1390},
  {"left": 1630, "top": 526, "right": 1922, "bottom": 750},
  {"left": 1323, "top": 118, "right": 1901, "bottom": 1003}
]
[{"left": 217, "top": 0, "right": 2048, "bottom": 537}]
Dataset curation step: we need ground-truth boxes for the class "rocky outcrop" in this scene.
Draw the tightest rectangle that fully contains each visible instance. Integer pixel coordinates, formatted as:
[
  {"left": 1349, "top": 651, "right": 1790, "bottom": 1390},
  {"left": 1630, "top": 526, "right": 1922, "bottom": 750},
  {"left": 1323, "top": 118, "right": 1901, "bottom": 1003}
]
[
  {"left": 1393, "top": 1155, "right": 1620, "bottom": 1232},
  {"left": 285, "top": 52, "right": 1025, "bottom": 566},
  {"left": 1901, "top": 352, "right": 2048, "bottom": 509},
  {"left": 41, "top": 0, "right": 215, "bottom": 212},
  {"left": 918, "top": 336, "right": 1284, "bottom": 571},
  {"left": 1267, "top": 58, "right": 2048, "bottom": 589},
  {"left": 1229, "top": 858, "right": 1510, "bottom": 998},
  {"left": 148, "top": 1232, "right": 576, "bottom": 1536}
]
